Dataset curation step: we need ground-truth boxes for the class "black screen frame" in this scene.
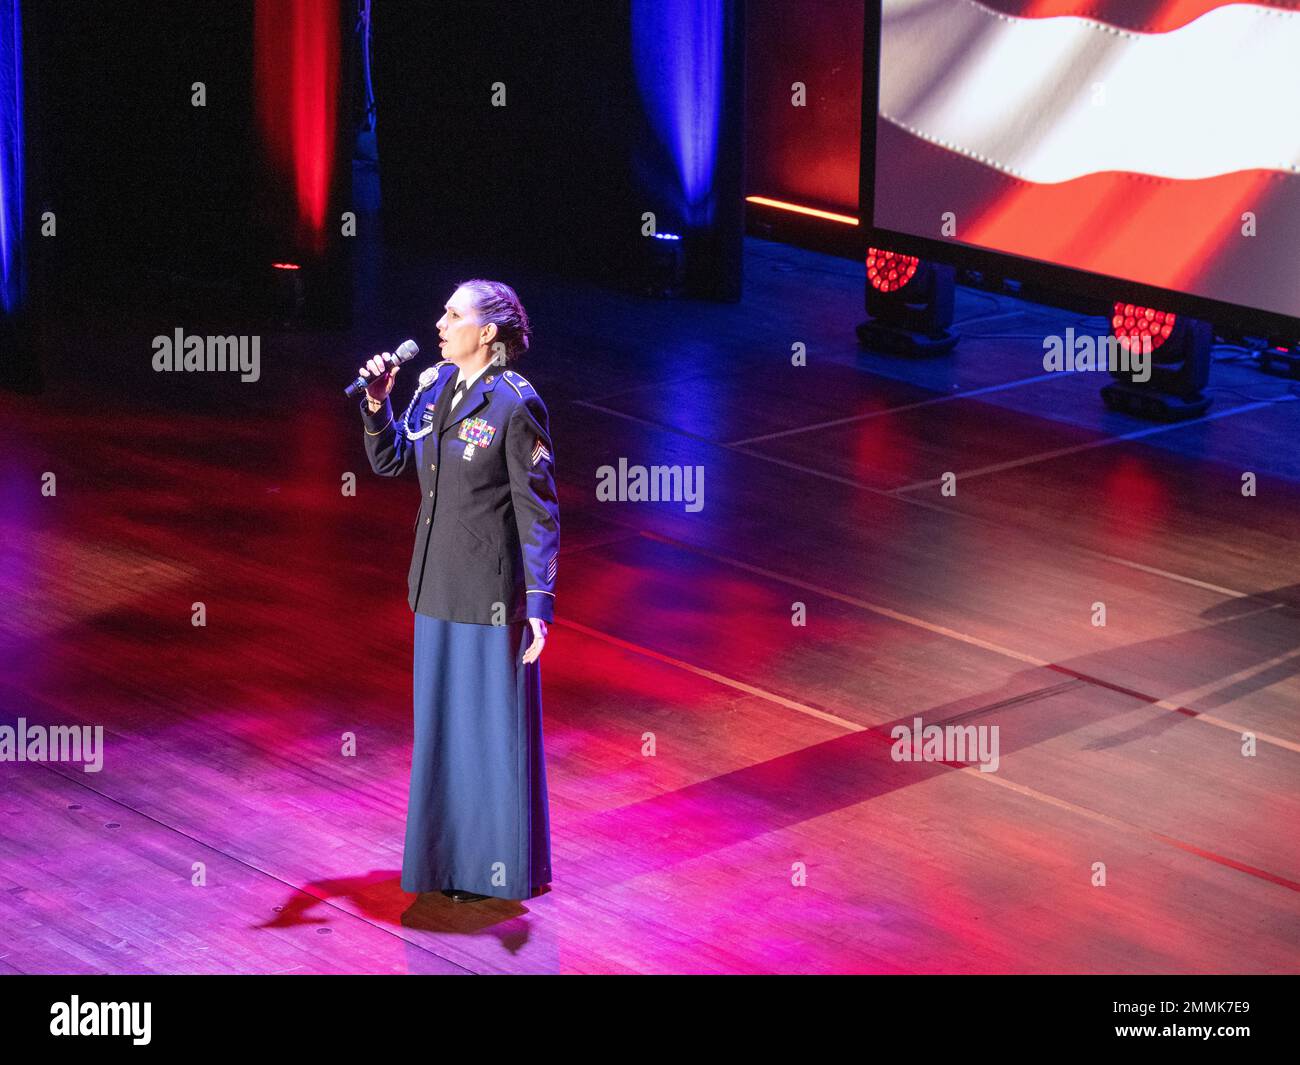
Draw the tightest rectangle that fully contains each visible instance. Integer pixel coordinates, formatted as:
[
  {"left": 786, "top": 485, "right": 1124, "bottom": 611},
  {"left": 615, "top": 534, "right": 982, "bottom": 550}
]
[{"left": 859, "top": 0, "right": 1300, "bottom": 339}]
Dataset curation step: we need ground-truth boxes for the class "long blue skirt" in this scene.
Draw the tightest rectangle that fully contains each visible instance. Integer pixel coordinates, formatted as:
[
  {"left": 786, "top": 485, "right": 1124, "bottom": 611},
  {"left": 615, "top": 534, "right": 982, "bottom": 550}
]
[{"left": 401, "top": 613, "right": 552, "bottom": 899}]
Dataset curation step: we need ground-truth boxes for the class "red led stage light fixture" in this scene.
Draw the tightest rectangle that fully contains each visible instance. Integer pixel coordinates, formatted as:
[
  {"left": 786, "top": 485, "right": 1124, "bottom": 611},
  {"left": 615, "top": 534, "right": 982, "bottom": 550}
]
[
  {"left": 1101, "top": 300, "right": 1212, "bottom": 420},
  {"left": 856, "top": 246, "right": 958, "bottom": 355}
]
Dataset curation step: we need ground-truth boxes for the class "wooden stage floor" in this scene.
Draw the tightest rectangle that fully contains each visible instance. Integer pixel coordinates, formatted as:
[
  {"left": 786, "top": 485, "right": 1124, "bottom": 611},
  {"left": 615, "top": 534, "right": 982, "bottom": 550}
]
[{"left": 1, "top": 238, "right": 1297, "bottom": 974}]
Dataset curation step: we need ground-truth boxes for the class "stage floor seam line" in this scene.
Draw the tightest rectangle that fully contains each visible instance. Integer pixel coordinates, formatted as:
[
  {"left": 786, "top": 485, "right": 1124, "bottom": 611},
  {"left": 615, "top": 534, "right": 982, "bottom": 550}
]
[
  {"left": 553, "top": 617, "right": 866, "bottom": 732},
  {"left": 632, "top": 529, "right": 1300, "bottom": 754},
  {"left": 558, "top": 532, "right": 644, "bottom": 558},
  {"left": 725, "top": 448, "right": 1282, "bottom": 603},
  {"left": 963, "top": 769, "right": 1300, "bottom": 894},
  {"left": 572, "top": 400, "right": 721, "bottom": 448},
  {"left": 568, "top": 397, "right": 1290, "bottom": 605},
  {"left": 585, "top": 372, "right": 714, "bottom": 404},
  {"left": 555, "top": 615, "right": 1299, "bottom": 896},
  {"left": 727, "top": 370, "right": 1074, "bottom": 446},
  {"left": 890, "top": 401, "right": 1277, "bottom": 492}
]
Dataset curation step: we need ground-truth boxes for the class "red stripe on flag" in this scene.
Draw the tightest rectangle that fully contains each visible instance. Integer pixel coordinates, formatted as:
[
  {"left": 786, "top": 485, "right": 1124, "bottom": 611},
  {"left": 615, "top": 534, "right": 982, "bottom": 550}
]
[
  {"left": 873, "top": 120, "right": 1300, "bottom": 319},
  {"left": 977, "top": 0, "right": 1300, "bottom": 35},
  {"left": 966, "top": 169, "right": 1279, "bottom": 293}
]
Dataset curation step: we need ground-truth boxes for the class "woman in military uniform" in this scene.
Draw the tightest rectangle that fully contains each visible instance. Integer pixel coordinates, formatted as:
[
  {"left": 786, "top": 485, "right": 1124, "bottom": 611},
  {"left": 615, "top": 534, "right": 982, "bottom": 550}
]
[{"left": 357, "top": 279, "right": 559, "bottom": 903}]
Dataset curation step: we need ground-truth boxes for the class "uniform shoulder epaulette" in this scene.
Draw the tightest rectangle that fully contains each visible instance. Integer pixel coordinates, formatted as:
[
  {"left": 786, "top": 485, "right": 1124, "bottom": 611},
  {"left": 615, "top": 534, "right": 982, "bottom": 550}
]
[{"left": 502, "top": 369, "right": 535, "bottom": 397}]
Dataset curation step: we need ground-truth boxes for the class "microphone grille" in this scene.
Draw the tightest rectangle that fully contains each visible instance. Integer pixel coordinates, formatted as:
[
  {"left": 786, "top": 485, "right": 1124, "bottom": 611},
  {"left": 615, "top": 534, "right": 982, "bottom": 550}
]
[{"left": 395, "top": 339, "right": 420, "bottom": 362}]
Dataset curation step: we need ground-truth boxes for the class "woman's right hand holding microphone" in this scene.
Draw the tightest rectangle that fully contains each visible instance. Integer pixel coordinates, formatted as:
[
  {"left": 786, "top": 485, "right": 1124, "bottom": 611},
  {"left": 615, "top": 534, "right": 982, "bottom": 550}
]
[{"left": 358, "top": 353, "right": 401, "bottom": 408}]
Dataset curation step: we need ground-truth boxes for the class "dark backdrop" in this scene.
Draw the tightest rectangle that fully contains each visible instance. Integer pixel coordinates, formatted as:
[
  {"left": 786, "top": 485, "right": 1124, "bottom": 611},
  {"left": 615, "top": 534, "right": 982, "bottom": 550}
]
[
  {"left": 22, "top": 0, "right": 259, "bottom": 303},
  {"left": 17, "top": 0, "right": 701, "bottom": 317},
  {"left": 371, "top": 0, "right": 637, "bottom": 281}
]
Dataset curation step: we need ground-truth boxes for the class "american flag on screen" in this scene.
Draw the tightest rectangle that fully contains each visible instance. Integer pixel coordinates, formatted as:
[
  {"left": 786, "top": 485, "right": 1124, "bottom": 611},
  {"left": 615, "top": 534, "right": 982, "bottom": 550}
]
[{"left": 875, "top": 0, "right": 1300, "bottom": 320}]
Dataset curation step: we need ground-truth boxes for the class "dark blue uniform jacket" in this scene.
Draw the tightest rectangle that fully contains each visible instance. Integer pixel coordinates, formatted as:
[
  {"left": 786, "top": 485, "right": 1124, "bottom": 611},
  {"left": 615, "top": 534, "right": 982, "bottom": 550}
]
[{"left": 361, "top": 362, "right": 559, "bottom": 624}]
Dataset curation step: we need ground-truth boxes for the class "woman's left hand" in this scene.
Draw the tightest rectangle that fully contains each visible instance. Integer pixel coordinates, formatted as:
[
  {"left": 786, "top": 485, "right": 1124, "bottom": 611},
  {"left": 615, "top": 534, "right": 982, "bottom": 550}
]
[{"left": 522, "top": 618, "right": 548, "bottom": 664}]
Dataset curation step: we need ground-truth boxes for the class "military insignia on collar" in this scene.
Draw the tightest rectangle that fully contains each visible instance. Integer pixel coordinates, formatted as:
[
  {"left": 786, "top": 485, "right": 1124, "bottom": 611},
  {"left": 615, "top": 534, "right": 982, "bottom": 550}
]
[{"left": 457, "top": 417, "right": 496, "bottom": 447}]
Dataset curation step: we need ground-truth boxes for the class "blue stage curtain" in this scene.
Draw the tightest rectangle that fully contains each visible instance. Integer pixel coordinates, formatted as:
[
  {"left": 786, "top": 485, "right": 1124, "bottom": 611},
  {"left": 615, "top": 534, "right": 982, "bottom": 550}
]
[
  {"left": 0, "top": 0, "right": 23, "bottom": 316},
  {"left": 631, "top": 0, "right": 724, "bottom": 231},
  {"left": 630, "top": 0, "right": 744, "bottom": 301}
]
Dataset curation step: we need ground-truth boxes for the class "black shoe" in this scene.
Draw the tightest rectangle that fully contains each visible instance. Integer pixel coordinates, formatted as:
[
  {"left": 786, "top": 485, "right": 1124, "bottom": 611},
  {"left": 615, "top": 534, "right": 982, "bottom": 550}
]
[{"left": 448, "top": 889, "right": 489, "bottom": 903}]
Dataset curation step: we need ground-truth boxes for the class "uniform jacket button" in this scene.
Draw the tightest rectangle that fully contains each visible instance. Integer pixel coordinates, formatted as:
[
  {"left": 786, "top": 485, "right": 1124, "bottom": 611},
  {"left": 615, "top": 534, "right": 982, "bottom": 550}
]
[
  {"left": 425, "top": 518, "right": 431, "bottom": 525},
  {"left": 428, "top": 490, "right": 434, "bottom": 496}
]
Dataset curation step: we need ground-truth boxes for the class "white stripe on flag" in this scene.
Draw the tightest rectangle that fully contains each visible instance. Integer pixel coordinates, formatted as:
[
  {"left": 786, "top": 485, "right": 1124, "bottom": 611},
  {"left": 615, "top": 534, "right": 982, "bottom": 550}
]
[{"left": 881, "top": 0, "right": 1300, "bottom": 183}]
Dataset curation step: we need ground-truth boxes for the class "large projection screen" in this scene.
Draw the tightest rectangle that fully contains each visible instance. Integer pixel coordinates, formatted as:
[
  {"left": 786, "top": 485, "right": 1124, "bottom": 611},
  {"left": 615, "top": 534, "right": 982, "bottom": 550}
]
[{"left": 863, "top": 0, "right": 1300, "bottom": 334}]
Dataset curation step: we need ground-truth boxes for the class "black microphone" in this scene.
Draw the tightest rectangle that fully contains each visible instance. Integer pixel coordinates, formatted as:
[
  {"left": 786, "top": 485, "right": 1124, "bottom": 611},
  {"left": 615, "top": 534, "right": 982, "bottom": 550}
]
[{"left": 344, "top": 339, "right": 420, "bottom": 398}]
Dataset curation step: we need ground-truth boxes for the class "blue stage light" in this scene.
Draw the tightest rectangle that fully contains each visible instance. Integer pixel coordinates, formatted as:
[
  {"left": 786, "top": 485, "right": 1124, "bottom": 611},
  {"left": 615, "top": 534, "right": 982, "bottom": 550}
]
[
  {"left": 0, "top": 0, "right": 25, "bottom": 316},
  {"left": 631, "top": 0, "right": 722, "bottom": 230}
]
